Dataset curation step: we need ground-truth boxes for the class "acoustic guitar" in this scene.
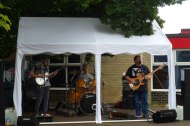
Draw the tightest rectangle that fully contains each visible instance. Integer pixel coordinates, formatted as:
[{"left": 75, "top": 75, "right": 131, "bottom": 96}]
[{"left": 130, "top": 64, "right": 166, "bottom": 91}]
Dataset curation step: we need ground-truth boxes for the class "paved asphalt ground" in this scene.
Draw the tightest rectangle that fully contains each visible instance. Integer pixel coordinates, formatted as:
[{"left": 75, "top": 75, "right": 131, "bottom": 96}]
[
  {"left": 39, "top": 120, "right": 190, "bottom": 126},
  {"left": 37, "top": 108, "right": 190, "bottom": 126},
  {"left": 21, "top": 103, "right": 189, "bottom": 126}
]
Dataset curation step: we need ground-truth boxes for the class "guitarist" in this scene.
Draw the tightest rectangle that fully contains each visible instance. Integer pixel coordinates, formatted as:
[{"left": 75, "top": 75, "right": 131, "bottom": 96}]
[
  {"left": 28, "top": 54, "right": 57, "bottom": 117},
  {"left": 125, "top": 55, "right": 151, "bottom": 119}
]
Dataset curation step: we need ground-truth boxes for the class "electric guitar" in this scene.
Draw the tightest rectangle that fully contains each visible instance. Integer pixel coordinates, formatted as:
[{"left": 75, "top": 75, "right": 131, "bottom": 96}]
[
  {"left": 35, "top": 67, "right": 63, "bottom": 86},
  {"left": 130, "top": 64, "right": 166, "bottom": 91}
]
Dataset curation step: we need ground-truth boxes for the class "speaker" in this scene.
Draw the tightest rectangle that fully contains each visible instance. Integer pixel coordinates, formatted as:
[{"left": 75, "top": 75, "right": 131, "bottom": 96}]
[
  {"left": 181, "top": 68, "right": 190, "bottom": 120},
  {"left": 152, "top": 109, "right": 177, "bottom": 123},
  {"left": 181, "top": 69, "right": 190, "bottom": 96},
  {"left": 17, "top": 116, "right": 39, "bottom": 126},
  {"left": 122, "top": 90, "right": 135, "bottom": 109}
]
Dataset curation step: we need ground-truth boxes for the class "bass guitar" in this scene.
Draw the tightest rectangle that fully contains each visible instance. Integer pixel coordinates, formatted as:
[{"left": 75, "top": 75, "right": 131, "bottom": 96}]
[
  {"left": 130, "top": 64, "right": 166, "bottom": 91},
  {"left": 35, "top": 67, "right": 64, "bottom": 86}
]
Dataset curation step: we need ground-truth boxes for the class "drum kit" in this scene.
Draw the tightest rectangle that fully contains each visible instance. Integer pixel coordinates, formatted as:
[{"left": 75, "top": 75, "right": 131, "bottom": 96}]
[
  {"left": 58, "top": 70, "right": 97, "bottom": 115},
  {"left": 56, "top": 70, "right": 111, "bottom": 116}
]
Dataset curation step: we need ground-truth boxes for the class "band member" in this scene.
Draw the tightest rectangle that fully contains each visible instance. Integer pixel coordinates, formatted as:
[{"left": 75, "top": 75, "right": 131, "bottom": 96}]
[
  {"left": 28, "top": 54, "right": 57, "bottom": 117},
  {"left": 77, "top": 63, "right": 95, "bottom": 92},
  {"left": 125, "top": 55, "right": 151, "bottom": 118}
]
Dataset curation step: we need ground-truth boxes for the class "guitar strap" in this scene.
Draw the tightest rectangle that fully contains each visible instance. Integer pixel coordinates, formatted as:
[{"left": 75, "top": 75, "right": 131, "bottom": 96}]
[
  {"left": 132, "top": 68, "right": 139, "bottom": 76},
  {"left": 132, "top": 65, "right": 144, "bottom": 76}
]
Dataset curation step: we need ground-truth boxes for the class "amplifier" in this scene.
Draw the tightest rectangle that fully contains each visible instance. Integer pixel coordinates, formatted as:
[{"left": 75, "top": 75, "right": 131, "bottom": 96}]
[
  {"left": 152, "top": 109, "right": 177, "bottom": 123},
  {"left": 17, "top": 116, "right": 39, "bottom": 126}
]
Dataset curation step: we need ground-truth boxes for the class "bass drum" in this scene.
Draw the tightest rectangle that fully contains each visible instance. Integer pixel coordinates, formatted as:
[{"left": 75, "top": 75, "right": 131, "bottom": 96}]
[
  {"left": 67, "top": 89, "right": 84, "bottom": 104},
  {"left": 80, "top": 93, "right": 96, "bottom": 115}
]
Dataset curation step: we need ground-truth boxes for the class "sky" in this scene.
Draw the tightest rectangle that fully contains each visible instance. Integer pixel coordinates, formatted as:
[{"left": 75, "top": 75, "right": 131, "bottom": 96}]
[{"left": 158, "top": 0, "right": 190, "bottom": 34}]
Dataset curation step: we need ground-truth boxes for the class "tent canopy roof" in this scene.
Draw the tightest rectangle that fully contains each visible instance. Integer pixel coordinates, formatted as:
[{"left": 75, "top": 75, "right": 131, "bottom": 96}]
[{"left": 18, "top": 17, "right": 172, "bottom": 55}]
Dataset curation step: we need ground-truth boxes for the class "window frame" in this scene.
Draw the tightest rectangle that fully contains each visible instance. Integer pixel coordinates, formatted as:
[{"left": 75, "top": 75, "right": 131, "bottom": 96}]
[
  {"left": 49, "top": 54, "right": 84, "bottom": 89},
  {"left": 151, "top": 55, "right": 168, "bottom": 92},
  {"left": 151, "top": 49, "right": 190, "bottom": 92},
  {"left": 28, "top": 54, "right": 85, "bottom": 90}
]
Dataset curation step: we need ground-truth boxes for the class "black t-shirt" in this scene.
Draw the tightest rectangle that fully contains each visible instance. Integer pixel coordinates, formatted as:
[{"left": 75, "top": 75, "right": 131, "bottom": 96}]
[{"left": 125, "top": 64, "right": 150, "bottom": 91}]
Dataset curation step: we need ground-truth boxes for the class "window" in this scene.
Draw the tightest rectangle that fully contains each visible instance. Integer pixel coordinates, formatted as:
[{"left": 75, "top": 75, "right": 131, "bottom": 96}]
[
  {"left": 153, "top": 66, "right": 168, "bottom": 89},
  {"left": 49, "top": 55, "right": 64, "bottom": 64},
  {"left": 49, "top": 54, "right": 82, "bottom": 87},
  {"left": 49, "top": 66, "right": 66, "bottom": 87},
  {"left": 154, "top": 55, "right": 167, "bottom": 62},
  {"left": 175, "top": 50, "right": 190, "bottom": 90},
  {"left": 152, "top": 55, "right": 168, "bottom": 90},
  {"left": 29, "top": 54, "right": 83, "bottom": 88},
  {"left": 153, "top": 50, "right": 190, "bottom": 91},
  {"left": 68, "top": 54, "right": 81, "bottom": 63},
  {"left": 176, "top": 51, "right": 190, "bottom": 62},
  {"left": 175, "top": 65, "right": 190, "bottom": 89}
]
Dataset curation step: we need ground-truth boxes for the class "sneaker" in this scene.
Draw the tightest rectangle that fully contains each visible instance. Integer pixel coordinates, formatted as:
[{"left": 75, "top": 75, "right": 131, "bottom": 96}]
[
  {"left": 44, "top": 113, "right": 52, "bottom": 117},
  {"left": 135, "top": 115, "right": 143, "bottom": 118},
  {"left": 143, "top": 115, "right": 152, "bottom": 119},
  {"left": 35, "top": 114, "right": 40, "bottom": 118},
  {"left": 35, "top": 114, "right": 43, "bottom": 118}
]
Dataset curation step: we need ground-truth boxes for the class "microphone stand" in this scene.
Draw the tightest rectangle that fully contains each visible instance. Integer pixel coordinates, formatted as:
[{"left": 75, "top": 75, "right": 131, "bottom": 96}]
[
  {"left": 70, "top": 72, "right": 77, "bottom": 86},
  {"left": 101, "top": 81, "right": 110, "bottom": 115},
  {"left": 65, "top": 83, "right": 69, "bottom": 110},
  {"left": 69, "top": 71, "right": 78, "bottom": 112}
]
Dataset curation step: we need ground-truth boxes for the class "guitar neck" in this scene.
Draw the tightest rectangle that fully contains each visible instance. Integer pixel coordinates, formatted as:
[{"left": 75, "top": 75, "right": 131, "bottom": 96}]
[
  {"left": 148, "top": 68, "right": 160, "bottom": 76},
  {"left": 55, "top": 67, "right": 64, "bottom": 72},
  {"left": 147, "top": 65, "right": 165, "bottom": 76},
  {"left": 48, "top": 67, "right": 64, "bottom": 76}
]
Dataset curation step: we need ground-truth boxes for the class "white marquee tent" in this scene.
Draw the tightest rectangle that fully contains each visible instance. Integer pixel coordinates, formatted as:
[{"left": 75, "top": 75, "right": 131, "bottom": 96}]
[{"left": 14, "top": 17, "right": 175, "bottom": 123}]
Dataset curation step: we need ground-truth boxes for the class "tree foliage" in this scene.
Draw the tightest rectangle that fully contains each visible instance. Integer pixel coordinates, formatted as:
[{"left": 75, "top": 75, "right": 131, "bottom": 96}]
[
  {"left": 76, "top": 0, "right": 186, "bottom": 37},
  {"left": 0, "top": 3, "right": 11, "bottom": 31},
  {"left": 0, "top": 0, "right": 187, "bottom": 60}
]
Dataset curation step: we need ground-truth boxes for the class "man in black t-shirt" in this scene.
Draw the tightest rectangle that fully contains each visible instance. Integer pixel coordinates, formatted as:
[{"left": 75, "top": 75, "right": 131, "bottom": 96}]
[{"left": 125, "top": 55, "right": 151, "bottom": 118}]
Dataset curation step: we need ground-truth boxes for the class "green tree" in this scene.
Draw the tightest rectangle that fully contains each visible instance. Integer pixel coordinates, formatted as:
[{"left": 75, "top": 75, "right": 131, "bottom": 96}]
[
  {"left": 75, "top": 0, "right": 186, "bottom": 37},
  {"left": 3, "top": 0, "right": 186, "bottom": 37},
  {"left": 0, "top": 2, "right": 14, "bottom": 60},
  {"left": 0, "top": 0, "right": 187, "bottom": 60},
  {"left": 0, "top": 3, "right": 11, "bottom": 31}
]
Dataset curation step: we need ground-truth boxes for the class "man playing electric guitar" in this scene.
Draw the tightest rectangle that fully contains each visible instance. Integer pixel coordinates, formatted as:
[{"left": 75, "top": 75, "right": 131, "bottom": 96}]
[
  {"left": 125, "top": 55, "right": 151, "bottom": 119},
  {"left": 29, "top": 54, "right": 57, "bottom": 117}
]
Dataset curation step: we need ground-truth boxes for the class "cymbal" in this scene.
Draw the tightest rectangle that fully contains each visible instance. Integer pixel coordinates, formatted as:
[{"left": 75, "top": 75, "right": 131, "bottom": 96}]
[{"left": 69, "top": 70, "right": 80, "bottom": 74}]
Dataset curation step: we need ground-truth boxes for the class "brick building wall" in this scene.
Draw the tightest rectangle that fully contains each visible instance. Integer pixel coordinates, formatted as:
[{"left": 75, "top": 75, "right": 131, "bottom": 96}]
[{"left": 151, "top": 92, "right": 168, "bottom": 104}]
